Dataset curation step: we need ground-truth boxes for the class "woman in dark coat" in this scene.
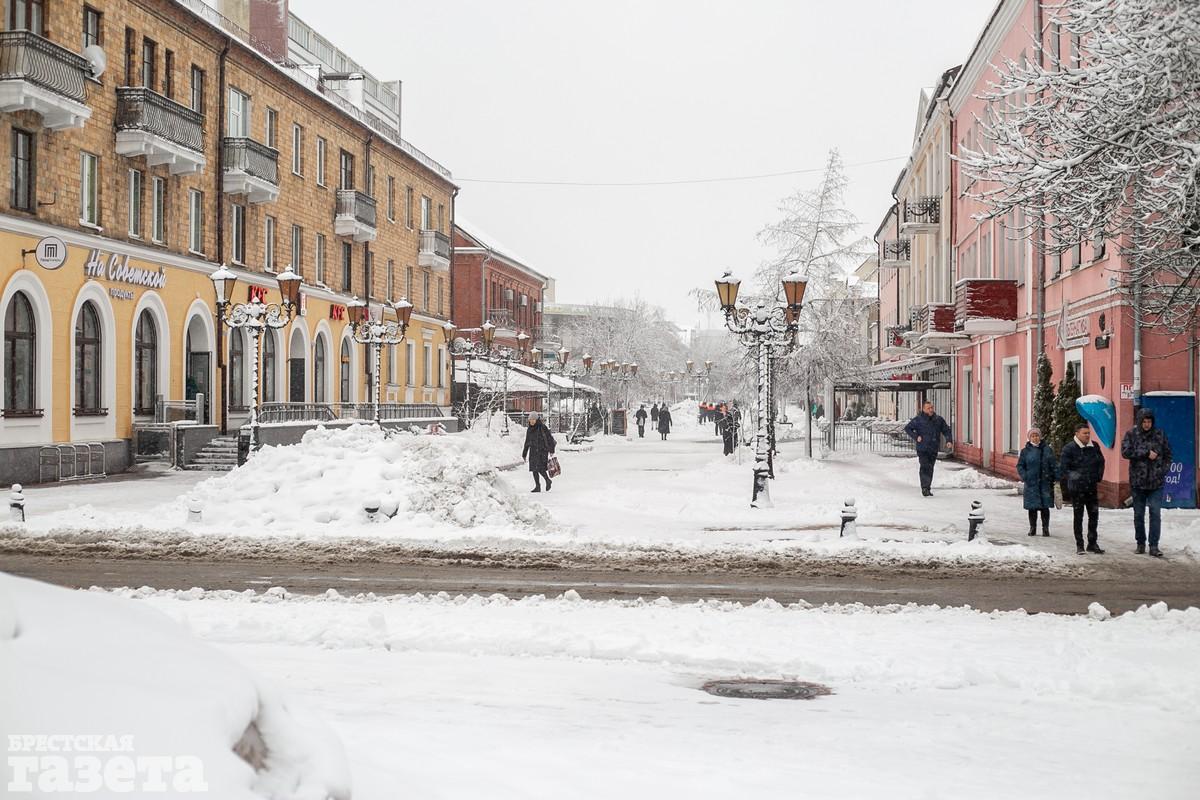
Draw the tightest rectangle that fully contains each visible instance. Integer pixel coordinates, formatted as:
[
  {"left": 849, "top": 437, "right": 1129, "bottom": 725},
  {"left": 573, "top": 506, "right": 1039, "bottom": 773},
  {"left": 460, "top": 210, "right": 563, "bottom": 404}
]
[
  {"left": 657, "top": 406, "right": 673, "bottom": 440},
  {"left": 1016, "top": 427, "right": 1056, "bottom": 536},
  {"left": 522, "top": 413, "right": 557, "bottom": 492}
]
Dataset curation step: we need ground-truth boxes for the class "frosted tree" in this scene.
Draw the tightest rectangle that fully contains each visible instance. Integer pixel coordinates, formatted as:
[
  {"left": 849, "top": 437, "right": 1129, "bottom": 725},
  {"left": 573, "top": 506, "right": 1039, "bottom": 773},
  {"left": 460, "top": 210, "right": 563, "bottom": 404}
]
[
  {"left": 1032, "top": 352, "right": 1055, "bottom": 441},
  {"left": 959, "top": 0, "right": 1200, "bottom": 332}
]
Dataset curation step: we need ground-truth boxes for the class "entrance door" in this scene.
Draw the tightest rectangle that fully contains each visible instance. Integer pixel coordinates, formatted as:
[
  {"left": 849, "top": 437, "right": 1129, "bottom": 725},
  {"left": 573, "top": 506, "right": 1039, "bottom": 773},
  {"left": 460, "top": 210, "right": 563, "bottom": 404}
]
[
  {"left": 981, "top": 366, "right": 993, "bottom": 469},
  {"left": 187, "top": 351, "right": 211, "bottom": 424},
  {"left": 288, "top": 358, "right": 305, "bottom": 403}
]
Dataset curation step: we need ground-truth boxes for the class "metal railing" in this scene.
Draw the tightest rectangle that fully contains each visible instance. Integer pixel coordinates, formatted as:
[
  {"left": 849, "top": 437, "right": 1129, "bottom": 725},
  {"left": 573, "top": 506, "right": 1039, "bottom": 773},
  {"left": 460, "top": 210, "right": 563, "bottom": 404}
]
[
  {"left": 115, "top": 87, "right": 204, "bottom": 153},
  {"left": 823, "top": 420, "right": 916, "bottom": 456},
  {"left": 38, "top": 443, "right": 106, "bottom": 483},
  {"left": 223, "top": 137, "right": 279, "bottom": 184},
  {"left": 486, "top": 308, "right": 515, "bottom": 327},
  {"left": 903, "top": 196, "right": 941, "bottom": 225},
  {"left": 154, "top": 397, "right": 200, "bottom": 424},
  {"left": 336, "top": 189, "right": 377, "bottom": 228},
  {"left": 420, "top": 229, "right": 451, "bottom": 260},
  {"left": 881, "top": 238, "right": 912, "bottom": 262},
  {"left": 0, "top": 30, "right": 89, "bottom": 104},
  {"left": 257, "top": 402, "right": 447, "bottom": 423}
]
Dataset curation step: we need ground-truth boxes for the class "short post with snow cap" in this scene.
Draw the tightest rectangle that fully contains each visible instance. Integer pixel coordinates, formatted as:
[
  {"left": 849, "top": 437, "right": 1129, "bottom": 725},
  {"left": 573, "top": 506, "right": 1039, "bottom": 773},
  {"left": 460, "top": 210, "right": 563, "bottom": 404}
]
[
  {"left": 9, "top": 484, "right": 25, "bottom": 523},
  {"left": 840, "top": 497, "right": 857, "bottom": 538},
  {"left": 715, "top": 269, "right": 806, "bottom": 508},
  {"left": 968, "top": 500, "right": 985, "bottom": 542}
]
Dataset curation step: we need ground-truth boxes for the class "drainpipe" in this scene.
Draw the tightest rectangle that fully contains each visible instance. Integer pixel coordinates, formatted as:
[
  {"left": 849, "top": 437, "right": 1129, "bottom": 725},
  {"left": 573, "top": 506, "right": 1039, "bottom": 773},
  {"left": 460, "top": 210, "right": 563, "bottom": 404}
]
[
  {"left": 216, "top": 37, "right": 231, "bottom": 436},
  {"left": 363, "top": 132, "right": 374, "bottom": 405},
  {"left": 449, "top": 186, "right": 459, "bottom": 323}
]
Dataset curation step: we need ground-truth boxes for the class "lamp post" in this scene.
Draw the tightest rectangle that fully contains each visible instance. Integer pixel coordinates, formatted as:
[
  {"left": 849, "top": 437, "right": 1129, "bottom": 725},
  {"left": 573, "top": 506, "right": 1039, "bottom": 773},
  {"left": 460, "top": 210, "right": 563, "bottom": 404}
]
[
  {"left": 210, "top": 264, "right": 302, "bottom": 452},
  {"left": 450, "top": 322, "right": 528, "bottom": 434},
  {"left": 538, "top": 346, "right": 570, "bottom": 431},
  {"left": 684, "top": 359, "right": 712, "bottom": 403},
  {"left": 715, "top": 269, "right": 807, "bottom": 508},
  {"left": 348, "top": 296, "right": 413, "bottom": 427}
]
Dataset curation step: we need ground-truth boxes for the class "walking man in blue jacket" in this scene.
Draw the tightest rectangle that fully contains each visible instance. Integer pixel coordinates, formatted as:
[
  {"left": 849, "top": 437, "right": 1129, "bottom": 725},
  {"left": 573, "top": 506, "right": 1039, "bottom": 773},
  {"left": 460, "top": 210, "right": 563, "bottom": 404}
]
[{"left": 905, "top": 400, "right": 953, "bottom": 496}]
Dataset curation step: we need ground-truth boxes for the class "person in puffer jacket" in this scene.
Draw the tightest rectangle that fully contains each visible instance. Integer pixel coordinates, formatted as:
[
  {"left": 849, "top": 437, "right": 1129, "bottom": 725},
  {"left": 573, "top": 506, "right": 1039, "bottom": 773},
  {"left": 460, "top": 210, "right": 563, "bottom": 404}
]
[{"left": 1121, "top": 407, "right": 1173, "bottom": 556}]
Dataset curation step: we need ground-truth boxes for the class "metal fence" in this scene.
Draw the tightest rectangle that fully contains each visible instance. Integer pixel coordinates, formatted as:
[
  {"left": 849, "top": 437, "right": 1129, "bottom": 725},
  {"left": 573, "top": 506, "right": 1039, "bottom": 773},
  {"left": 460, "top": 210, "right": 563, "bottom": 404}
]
[
  {"left": 257, "top": 402, "right": 446, "bottom": 423},
  {"left": 39, "top": 443, "right": 106, "bottom": 483},
  {"left": 823, "top": 420, "right": 916, "bottom": 456},
  {"left": 155, "top": 397, "right": 202, "bottom": 424}
]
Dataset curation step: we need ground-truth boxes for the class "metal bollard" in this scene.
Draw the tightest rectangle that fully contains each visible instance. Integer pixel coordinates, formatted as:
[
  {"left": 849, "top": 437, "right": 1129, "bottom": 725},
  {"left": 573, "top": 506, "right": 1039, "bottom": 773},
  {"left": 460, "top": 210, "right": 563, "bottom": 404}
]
[
  {"left": 967, "top": 500, "right": 985, "bottom": 541},
  {"left": 363, "top": 497, "right": 381, "bottom": 523},
  {"left": 839, "top": 497, "right": 858, "bottom": 538},
  {"left": 9, "top": 484, "right": 25, "bottom": 523},
  {"left": 187, "top": 500, "right": 203, "bottom": 525}
]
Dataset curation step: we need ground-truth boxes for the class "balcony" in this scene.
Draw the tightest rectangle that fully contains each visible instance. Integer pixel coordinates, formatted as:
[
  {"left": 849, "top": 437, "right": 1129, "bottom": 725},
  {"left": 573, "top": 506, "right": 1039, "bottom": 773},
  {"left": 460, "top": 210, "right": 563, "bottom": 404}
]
[
  {"left": 955, "top": 278, "right": 1018, "bottom": 335},
  {"left": 418, "top": 229, "right": 451, "bottom": 270},
  {"left": 880, "top": 238, "right": 911, "bottom": 269},
  {"left": 222, "top": 137, "right": 279, "bottom": 203},
  {"left": 0, "top": 31, "right": 91, "bottom": 130},
  {"left": 115, "top": 87, "right": 205, "bottom": 174},
  {"left": 913, "top": 303, "right": 968, "bottom": 351},
  {"left": 335, "top": 189, "right": 377, "bottom": 242},
  {"left": 900, "top": 196, "right": 941, "bottom": 235},
  {"left": 486, "top": 308, "right": 515, "bottom": 328}
]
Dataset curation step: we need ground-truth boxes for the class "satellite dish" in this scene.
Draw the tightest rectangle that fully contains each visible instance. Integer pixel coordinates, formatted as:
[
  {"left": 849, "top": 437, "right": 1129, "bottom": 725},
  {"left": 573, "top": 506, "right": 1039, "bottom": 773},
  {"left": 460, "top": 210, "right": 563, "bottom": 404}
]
[{"left": 83, "top": 46, "right": 106, "bottom": 79}]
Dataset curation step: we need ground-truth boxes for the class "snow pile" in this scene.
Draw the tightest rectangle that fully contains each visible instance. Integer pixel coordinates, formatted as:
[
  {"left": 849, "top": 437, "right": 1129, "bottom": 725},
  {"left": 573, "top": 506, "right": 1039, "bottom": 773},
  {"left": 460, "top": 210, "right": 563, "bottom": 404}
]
[
  {"left": 181, "top": 425, "right": 552, "bottom": 536},
  {"left": 0, "top": 573, "right": 350, "bottom": 799},
  {"left": 934, "top": 464, "right": 1018, "bottom": 490}
]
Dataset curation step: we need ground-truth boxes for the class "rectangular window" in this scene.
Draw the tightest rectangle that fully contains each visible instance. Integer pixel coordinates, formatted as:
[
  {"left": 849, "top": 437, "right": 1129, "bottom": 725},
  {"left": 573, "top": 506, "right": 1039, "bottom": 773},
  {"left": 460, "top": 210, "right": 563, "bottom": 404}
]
[
  {"left": 366, "top": 165, "right": 375, "bottom": 197},
  {"left": 228, "top": 88, "right": 248, "bottom": 137},
  {"left": 264, "top": 216, "right": 276, "bottom": 271},
  {"left": 364, "top": 251, "right": 373, "bottom": 300},
  {"left": 10, "top": 129, "right": 34, "bottom": 212},
  {"left": 437, "top": 203, "right": 444, "bottom": 232},
  {"left": 1070, "top": 33, "right": 1081, "bottom": 66},
  {"left": 405, "top": 186, "right": 414, "bottom": 228},
  {"left": 981, "top": 231, "right": 991, "bottom": 278},
  {"left": 1093, "top": 233, "right": 1106, "bottom": 261},
  {"left": 123, "top": 27, "right": 135, "bottom": 85},
  {"left": 437, "top": 347, "right": 445, "bottom": 388},
  {"left": 422, "top": 271, "right": 430, "bottom": 312},
  {"left": 386, "top": 344, "right": 394, "bottom": 385},
  {"left": 266, "top": 108, "right": 278, "bottom": 148},
  {"left": 9, "top": 0, "right": 44, "bottom": 33},
  {"left": 141, "top": 38, "right": 156, "bottom": 89},
  {"left": 231, "top": 204, "right": 246, "bottom": 264},
  {"left": 188, "top": 189, "right": 203, "bottom": 253},
  {"left": 342, "top": 242, "right": 353, "bottom": 291},
  {"left": 1049, "top": 21, "right": 1061, "bottom": 71},
  {"left": 316, "top": 138, "right": 327, "bottom": 186},
  {"left": 190, "top": 66, "right": 204, "bottom": 113},
  {"left": 406, "top": 266, "right": 413, "bottom": 301},
  {"left": 437, "top": 277, "right": 444, "bottom": 316},
  {"left": 387, "top": 176, "right": 395, "bottom": 221},
  {"left": 80, "top": 153, "right": 99, "bottom": 226},
  {"left": 291, "top": 124, "right": 303, "bottom": 175},
  {"left": 387, "top": 259, "right": 395, "bottom": 301},
  {"left": 1066, "top": 351, "right": 1084, "bottom": 393},
  {"left": 423, "top": 344, "right": 432, "bottom": 388},
  {"left": 339, "top": 150, "right": 354, "bottom": 189},
  {"left": 1003, "top": 362, "right": 1020, "bottom": 454},
  {"left": 82, "top": 6, "right": 102, "bottom": 50},
  {"left": 1070, "top": 241, "right": 1082, "bottom": 269},
  {"left": 291, "top": 224, "right": 303, "bottom": 275},
  {"left": 406, "top": 341, "right": 415, "bottom": 385},
  {"left": 163, "top": 49, "right": 173, "bottom": 97},
  {"left": 420, "top": 196, "right": 432, "bottom": 230},
  {"left": 963, "top": 366, "right": 974, "bottom": 444},
  {"left": 151, "top": 176, "right": 166, "bottom": 243},
  {"left": 315, "top": 233, "right": 326, "bottom": 285}
]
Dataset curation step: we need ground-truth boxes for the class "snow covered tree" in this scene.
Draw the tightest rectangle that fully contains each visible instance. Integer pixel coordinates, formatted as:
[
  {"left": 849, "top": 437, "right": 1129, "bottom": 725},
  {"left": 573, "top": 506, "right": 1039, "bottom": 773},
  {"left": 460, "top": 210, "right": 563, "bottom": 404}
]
[
  {"left": 1049, "top": 361, "right": 1084, "bottom": 454},
  {"left": 1032, "top": 352, "right": 1055, "bottom": 440},
  {"left": 959, "top": 0, "right": 1200, "bottom": 332}
]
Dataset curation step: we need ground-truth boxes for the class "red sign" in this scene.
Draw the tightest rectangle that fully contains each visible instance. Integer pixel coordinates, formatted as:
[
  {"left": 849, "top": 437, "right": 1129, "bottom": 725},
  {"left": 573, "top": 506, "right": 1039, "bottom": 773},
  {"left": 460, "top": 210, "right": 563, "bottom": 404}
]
[
  {"left": 248, "top": 285, "right": 268, "bottom": 303},
  {"left": 330, "top": 304, "right": 346, "bottom": 321}
]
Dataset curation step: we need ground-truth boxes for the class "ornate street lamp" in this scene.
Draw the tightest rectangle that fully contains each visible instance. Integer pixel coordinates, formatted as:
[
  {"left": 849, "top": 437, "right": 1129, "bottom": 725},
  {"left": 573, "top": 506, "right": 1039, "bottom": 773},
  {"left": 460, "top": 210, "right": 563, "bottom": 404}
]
[
  {"left": 449, "top": 322, "right": 527, "bottom": 434},
  {"left": 716, "top": 269, "right": 807, "bottom": 508},
  {"left": 211, "top": 264, "right": 302, "bottom": 451},
  {"left": 349, "top": 296, "right": 412, "bottom": 427}
]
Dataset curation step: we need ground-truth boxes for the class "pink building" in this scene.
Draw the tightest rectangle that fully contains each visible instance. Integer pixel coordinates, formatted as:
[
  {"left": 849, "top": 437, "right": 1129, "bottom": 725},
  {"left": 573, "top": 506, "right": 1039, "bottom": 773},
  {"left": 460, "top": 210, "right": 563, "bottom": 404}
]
[{"left": 948, "top": 0, "right": 1199, "bottom": 506}]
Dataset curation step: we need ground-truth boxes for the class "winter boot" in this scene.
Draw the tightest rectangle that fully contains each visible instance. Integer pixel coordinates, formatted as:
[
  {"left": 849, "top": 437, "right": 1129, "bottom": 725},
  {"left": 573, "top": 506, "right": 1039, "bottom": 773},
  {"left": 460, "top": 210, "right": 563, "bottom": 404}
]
[
  {"left": 1149, "top": 547, "right": 1163, "bottom": 557},
  {"left": 1028, "top": 523, "right": 1036, "bottom": 537},
  {"left": 1042, "top": 528, "right": 1050, "bottom": 537},
  {"left": 1076, "top": 545, "right": 1086, "bottom": 554},
  {"left": 1086, "top": 542, "right": 1105, "bottom": 555},
  {"left": 545, "top": 477, "right": 552, "bottom": 492},
  {"left": 1136, "top": 544, "right": 1146, "bottom": 555}
]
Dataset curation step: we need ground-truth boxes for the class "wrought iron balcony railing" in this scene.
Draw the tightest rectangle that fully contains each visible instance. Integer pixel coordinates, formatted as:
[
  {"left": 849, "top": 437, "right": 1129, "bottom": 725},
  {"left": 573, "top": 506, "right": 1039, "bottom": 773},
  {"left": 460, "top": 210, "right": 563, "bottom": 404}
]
[
  {"left": 115, "top": 87, "right": 204, "bottom": 153},
  {"left": 881, "top": 238, "right": 912, "bottom": 263},
  {"left": 0, "top": 30, "right": 89, "bottom": 104},
  {"left": 902, "top": 196, "right": 941, "bottom": 226},
  {"left": 419, "top": 229, "right": 451, "bottom": 264},
  {"left": 336, "top": 189, "right": 377, "bottom": 228},
  {"left": 223, "top": 137, "right": 279, "bottom": 185}
]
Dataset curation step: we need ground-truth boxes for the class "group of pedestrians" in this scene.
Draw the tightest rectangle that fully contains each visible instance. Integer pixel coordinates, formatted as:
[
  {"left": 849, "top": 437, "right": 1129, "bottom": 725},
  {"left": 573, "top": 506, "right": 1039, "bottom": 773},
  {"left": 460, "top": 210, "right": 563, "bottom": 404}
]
[
  {"left": 905, "top": 401, "right": 1176, "bottom": 556},
  {"left": 634, "top": 403, "right": 672, "bottom": 440}
]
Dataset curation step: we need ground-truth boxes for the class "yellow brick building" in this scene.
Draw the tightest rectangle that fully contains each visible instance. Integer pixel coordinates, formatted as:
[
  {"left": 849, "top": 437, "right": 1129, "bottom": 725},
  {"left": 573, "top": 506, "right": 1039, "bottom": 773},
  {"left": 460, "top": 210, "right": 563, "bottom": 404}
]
[{"left": 0, "top": 0, "right": 456, "bottom": 482}]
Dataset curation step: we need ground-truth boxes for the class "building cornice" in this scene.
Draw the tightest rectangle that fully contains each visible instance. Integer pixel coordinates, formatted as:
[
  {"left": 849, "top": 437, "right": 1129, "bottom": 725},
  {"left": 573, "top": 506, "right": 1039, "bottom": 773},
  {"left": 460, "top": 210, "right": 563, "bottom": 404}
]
[
  {"left": 948, "top": 0, "right": 1026, "bottom": 114},
  {"left": 454, "top": 247, "right": 551, "bottom": 284}
]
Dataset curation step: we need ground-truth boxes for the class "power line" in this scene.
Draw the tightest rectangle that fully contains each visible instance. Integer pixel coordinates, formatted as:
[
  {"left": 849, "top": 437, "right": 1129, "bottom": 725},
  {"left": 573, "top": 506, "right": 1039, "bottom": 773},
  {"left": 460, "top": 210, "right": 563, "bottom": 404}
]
[{"left": 454, "top": 155, "right": 909, "bottom": 187}]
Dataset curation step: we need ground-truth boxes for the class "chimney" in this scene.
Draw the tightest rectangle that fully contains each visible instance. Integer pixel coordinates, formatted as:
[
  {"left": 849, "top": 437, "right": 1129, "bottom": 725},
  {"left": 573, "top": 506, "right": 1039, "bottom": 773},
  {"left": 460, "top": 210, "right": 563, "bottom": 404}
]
[{"left": 248, "top": 0, "right": 289, "bottom": 63}]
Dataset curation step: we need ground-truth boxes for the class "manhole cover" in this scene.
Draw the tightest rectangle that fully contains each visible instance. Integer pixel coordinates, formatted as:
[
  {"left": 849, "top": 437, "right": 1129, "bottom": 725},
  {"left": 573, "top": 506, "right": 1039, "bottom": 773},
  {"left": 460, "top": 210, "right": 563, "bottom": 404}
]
[{"left": 700, "top": 679, "right": 832, "bottom": 700}]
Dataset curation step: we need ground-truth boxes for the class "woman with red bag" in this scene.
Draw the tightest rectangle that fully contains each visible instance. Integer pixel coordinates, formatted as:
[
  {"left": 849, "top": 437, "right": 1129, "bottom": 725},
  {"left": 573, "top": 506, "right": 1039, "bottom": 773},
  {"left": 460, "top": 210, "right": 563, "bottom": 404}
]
[{"left": 522, "top": 412, "right": 558, "bottom": 493}]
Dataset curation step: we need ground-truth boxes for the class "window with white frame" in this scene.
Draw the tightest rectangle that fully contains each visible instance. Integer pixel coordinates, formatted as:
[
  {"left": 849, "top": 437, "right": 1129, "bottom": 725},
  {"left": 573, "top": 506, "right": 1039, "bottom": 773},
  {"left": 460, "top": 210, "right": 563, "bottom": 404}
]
[
  {"left": 1002, "top": 360, "right": 1020, "bottom": 454},
  {"left": 227, "top": 88, "right": 249, "bottom": 137},
  {"left": 316, "top": 138, "right": 326, "bottom": 186},
  {"left": 127, "top": 169, "right": 142, "bottom": 237},
  {"left": 437, "top": 347, "right": 445, "bottom": 388},
  {"left": 386, "top": 344, "right": 395, "bottom": 385},
  {"left": 264, "top": 216, "right": 276, "bottom": 271},
  {"left": 188, "top": 189, "right": 203, "bottom": 253},
  {"left": 1065, "top": 349, "right": 1084, "bottom": 393},
  {"left": 387, "top": 259, "right": 395, "bottom": 301},
  {"left": 423, "top": 343, "right": 432, "bottom": 387},
  {"left": 405, "top": 341, "right": 415, "bottom": 385},
  {"left": 291, "top": 224, "right": 303, "bottom": 273},
  {"left": 151, "top": 176, "right": 166, "bottom": 243},
  {"left": 291, "top": 124, "right": 303, "bottom": 175},
  {"left": 315, "top": 233, "right": 326, "bottom": 285},
  {"left": 963, "top": 366, "right": 974, "bottom": 444},
  {"left": 420, "top": 195, "right": 432, "bottom": 230},
  {"left": 80, "top": 153, "right": 99, "bottom": 226},
  {"left": 231, "top": 204, "right": 245, "bottom": 264}
]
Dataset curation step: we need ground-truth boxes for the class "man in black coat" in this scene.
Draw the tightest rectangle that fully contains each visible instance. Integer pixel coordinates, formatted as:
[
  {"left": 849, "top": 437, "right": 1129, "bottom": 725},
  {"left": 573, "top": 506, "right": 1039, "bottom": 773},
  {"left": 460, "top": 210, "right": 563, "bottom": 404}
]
[
  {"left": 521, "top": 413, "right": 557, "bottom": 493},
  {"left": 650, "top": 403, "right": 659, "bottom": 427},
  {"left": 657, "top": 406, "right": 672, "bottom": 440},
  {"left": 904, "top": 401, "right": 952, "bottom": 497},
  {"left": 1060, "top": 423, "right": 1106, "bottom": 554},
  {"left": 1121, "top": 407, "right": 1173, "bottom": 556},
  {"left": 634, "top": 405, "right": 648, "bottom": 438}
]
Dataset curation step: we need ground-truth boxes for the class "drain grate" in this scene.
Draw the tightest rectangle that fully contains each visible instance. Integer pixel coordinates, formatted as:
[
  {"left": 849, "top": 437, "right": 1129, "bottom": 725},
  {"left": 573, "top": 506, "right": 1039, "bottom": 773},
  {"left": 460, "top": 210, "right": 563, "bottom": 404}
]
[{"left": 700, "top": 679, "right": 832, "bottom": 700}]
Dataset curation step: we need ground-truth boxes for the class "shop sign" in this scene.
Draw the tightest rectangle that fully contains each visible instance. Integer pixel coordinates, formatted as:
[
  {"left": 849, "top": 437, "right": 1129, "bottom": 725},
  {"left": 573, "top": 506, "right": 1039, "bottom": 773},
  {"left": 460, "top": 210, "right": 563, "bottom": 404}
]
[
  {"left": 33, "top": 236, "right": 67, "bottom": 270},
  {"left": 330, "top": 304, "right": 346, "bottom": 321},
  {"left": 248, "top": 285, "right": 269, "bottom": 303},
  {"left": 1120, "top": 383, "right": 1135, "bottom": 401},
  {"left": 84, "top": 250, "right": 166, "bottom": 289},
  {"left": 108, "top": 288, "right": 135, "bottom": 301}
]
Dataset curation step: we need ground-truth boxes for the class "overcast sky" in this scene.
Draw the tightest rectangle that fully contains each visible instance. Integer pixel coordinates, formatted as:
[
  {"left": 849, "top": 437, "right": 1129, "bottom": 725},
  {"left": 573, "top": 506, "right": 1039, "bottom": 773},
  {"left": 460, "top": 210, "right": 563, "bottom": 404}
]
[{"left": 291, "top": 0, "right": 993, "bottom": 327}]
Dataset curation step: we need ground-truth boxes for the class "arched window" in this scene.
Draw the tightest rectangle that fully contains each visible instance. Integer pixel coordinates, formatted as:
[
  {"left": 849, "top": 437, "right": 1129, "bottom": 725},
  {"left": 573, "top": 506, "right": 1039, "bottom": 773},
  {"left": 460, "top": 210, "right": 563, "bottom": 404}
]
[
  {"left": 314, "top": 336, "right": 327, "bottom": 403},
  {"left": 134, "top": 309, "right": 157, "bottom": 414},
  {"left": 229, "top": 330, "right": 245, "bottom": 408},
  {"left": 74, "top": 301, "right": 102, "bottom": 413},
  {"left": 262, "top": 331, "right": 277, "bottom": 404},
  {"left": 340, "top": 338, "right": 351, "bottom": 403},
  {"left": 3, "top": 292, "right": 36, "bottom": 413}
]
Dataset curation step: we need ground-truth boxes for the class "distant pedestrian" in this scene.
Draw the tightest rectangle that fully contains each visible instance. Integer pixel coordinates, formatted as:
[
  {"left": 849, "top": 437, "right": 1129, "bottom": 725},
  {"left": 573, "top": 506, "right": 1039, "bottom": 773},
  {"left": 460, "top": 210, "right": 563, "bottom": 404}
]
[
  {"left": 521, "top": 412, "right": 557, "bottom": 493},
  {"left": 718, "top": 407, "right": 738, "bottom": 456},
  {"left": 1016, "top": 427, "right": 1057, "bottom": 537},
  {"left": 635, "top": 404, "right": 648, "bottom": 438},
  {"left": 904, "top": 401, "right": 952, "bottom": 496},
  {"left": 1059, "top": 423, "right": 1106, "bottom": 554},
  {"left": 650, "top": 403, "right": 660, "bottom": 427},
  {"left": 658, "top": 406, "right": 673, "bottom": 440},
  {"left": 1121, "top": 407, "right": 1172, "bottom": 556}
]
